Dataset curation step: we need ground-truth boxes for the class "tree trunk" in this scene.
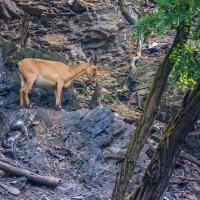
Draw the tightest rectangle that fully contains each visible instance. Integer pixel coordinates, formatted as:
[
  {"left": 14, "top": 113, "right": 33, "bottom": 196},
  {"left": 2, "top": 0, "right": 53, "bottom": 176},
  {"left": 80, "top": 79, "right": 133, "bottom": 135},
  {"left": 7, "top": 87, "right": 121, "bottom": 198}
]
[
  {"left": 111, "top": 23, "right": 190, "bottom": 200},
  {"left": 118, "top": 0, "right": 135, "bottom": 24},
  {"left": 20, "top": 13, "right": 30, "bottom": 49},
  {"left": 130, "top": 80, "right": 200, "bottom": 200},
  {"left": 118, "top": 0, "right": 143, "bottom": 57}
]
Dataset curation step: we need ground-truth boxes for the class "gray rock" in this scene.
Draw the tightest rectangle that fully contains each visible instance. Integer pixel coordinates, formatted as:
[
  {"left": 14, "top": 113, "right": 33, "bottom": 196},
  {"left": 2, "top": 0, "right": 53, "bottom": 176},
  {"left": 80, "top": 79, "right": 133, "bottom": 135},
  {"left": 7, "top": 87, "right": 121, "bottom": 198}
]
[
  {"left": 0, "top": 0, "right": 23, "bottom": 19},
  {"left": 162, "top": 191, "right": 176, "bottom": 200},
  {"left": 106, "top": 118, "right": 126, "bottom": 137},
  {"left": 60, "top": 131, "right": 70, "bottom": 142},
  {"left": 59, "top": 110, "right": 85, "bottom": 128},
  {"left": 0, "top": 170, "right": 5, "bottom": 177},
  {"left": 190, "top": 182, "right": 200, "bottom": 197},
  {"left": 34, "top": 108, "right": 52, "bottom": 128},
  {"left": 70, "top": 196, "right": 85, "bottom": 200},
  {"left": 29, "top": 152, "right": 50, "bottom": 171},
  {"left": 79, "top": 106, "right": 113, "bottom": 136},
  {"left": 97, "top": 133, "right": 113, "bottom": 147},
  {"left": 64, "top": 131, "right": 85, "bottom": 150},
  {"left": 10, "top": 177, "right": 27, "bottom": 190},
  {"left": 40, "top": 195, "right": 51, "bottom": 200}
]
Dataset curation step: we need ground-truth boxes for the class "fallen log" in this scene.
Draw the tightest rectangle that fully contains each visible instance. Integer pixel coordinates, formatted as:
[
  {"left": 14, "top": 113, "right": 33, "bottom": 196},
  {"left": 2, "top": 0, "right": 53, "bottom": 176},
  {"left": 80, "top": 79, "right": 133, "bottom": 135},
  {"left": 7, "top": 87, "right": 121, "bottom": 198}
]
[{"left": 0, "top": 161, "right": 61, "bottom": 187}]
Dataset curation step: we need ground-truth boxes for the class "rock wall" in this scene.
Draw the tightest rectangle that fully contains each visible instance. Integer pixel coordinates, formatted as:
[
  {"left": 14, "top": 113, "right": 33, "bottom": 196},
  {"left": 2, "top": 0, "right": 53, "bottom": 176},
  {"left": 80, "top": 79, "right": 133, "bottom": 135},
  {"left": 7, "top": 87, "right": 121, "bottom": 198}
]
[
  {"left": 0, "top": 0, "right": 134, "bottom": 110},
  {"left": 1, "top": 0, "right": 131, "bottom": 66}
]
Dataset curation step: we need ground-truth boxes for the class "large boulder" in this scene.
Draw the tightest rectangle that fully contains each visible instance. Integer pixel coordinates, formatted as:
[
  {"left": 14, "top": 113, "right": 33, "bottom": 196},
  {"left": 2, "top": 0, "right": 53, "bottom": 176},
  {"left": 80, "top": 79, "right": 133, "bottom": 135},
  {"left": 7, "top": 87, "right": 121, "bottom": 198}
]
[{"left": 0, "top": 0, "right": 22, "bottom": 19}]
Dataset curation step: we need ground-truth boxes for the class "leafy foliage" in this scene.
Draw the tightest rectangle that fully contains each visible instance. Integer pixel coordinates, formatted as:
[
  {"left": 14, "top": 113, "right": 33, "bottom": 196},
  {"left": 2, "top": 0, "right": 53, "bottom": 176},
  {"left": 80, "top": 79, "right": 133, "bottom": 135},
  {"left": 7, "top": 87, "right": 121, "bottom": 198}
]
[
  {"left": 193, "top": 20, "right": 200, "bottom": 40},
  {"left": 133, "top": 0, "right": 200, "bottom": 90},
  {"left": 134, "top": 0, "right": 200, "bottom": 36},
  {"left": 170, "top": 42, "right": 200, "bottom": 89}
]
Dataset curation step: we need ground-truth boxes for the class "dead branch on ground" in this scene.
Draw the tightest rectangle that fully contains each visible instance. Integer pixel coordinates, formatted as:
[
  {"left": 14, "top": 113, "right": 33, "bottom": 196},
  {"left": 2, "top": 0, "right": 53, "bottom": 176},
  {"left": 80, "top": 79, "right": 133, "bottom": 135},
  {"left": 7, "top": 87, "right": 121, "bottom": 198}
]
[{"left": 0, "top": 161, "right": 61, "bottom": 187}]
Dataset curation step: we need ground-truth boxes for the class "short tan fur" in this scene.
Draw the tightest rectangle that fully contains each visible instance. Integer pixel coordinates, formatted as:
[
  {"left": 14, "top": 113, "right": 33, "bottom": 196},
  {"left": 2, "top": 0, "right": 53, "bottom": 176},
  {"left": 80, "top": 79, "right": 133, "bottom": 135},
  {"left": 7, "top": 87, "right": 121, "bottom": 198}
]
[{"left": 18, "top": 53, "right": 97, "bottom": 110}]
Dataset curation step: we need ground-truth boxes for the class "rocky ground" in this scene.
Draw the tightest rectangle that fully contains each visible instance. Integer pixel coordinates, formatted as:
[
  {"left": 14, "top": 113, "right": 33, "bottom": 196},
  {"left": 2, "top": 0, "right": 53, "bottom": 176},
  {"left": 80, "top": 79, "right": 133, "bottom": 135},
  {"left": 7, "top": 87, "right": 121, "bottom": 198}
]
[
  {"left": 0, "top": 106, "right": 134, "bottom": 200},
  {"left": 0, "top": 0, "right": 200, "bottom": 200}
]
